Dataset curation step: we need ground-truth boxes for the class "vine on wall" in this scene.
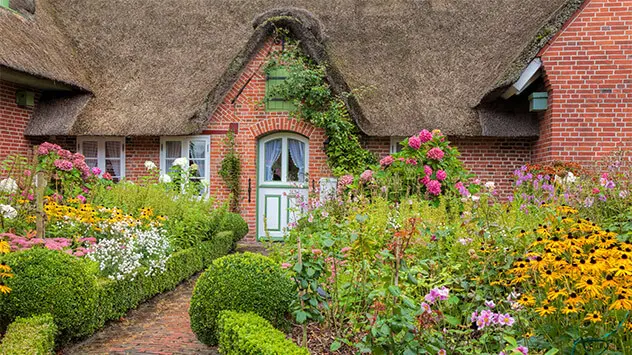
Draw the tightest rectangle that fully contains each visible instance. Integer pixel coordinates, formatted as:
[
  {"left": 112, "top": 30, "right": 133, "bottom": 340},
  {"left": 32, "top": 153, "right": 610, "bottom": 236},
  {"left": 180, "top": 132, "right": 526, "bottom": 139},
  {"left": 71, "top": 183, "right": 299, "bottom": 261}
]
[
  {"left": 264, "top": 35, "right": 375, "bottom": 176},
  {"left": 218, "top": 132, "right": 241, "bottom": 212}
]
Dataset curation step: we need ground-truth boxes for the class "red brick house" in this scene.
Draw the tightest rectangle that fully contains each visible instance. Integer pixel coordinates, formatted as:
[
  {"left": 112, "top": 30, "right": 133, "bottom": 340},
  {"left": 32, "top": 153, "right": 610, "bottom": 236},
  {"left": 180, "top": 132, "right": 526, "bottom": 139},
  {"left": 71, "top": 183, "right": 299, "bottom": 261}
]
[{"left": 0, "top": 0, "right": 630, "bottom": 239}]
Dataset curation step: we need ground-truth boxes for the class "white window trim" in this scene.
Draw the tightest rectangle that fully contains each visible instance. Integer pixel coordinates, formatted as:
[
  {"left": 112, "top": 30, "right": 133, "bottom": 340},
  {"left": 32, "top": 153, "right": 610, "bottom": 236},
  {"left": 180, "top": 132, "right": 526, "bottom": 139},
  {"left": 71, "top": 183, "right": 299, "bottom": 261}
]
[
  {"left": 390, "top": 136, "right": 406, "bottom": 154},
  {"left": 77, "top": 137, "right": 126, "bottom": 179},
  {"left": 159, "top": 135, "right": 211, "bottom": 184}
]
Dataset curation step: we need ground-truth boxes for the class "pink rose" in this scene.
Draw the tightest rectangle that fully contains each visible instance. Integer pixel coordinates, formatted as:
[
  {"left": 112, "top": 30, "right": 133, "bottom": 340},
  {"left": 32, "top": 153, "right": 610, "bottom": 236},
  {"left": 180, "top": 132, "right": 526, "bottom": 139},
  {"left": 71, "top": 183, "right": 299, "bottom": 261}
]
[{"left": 408, "top": 135, "right": 422, "bottom": 150}]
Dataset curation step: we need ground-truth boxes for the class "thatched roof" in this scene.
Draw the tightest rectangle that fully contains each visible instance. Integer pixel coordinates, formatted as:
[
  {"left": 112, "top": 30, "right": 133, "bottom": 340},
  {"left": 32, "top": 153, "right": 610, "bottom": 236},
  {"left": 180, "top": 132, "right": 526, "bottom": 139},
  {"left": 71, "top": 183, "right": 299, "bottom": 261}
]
[
  {"left": 5, "top": 0, "right": 581, "bottom": 136},
  {"left": 0, "top": 0, "right": 90, "bottom": 90}
]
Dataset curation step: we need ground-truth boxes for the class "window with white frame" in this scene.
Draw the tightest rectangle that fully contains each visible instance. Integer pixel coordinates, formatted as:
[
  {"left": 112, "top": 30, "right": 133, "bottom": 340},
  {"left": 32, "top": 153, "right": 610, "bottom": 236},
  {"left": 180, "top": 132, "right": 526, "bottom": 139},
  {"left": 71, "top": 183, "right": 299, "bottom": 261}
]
[
  {"left": 160, "top": 136, "right": 210, "bottom": 192},
  {"left": 390, "top": 136, "right": 406, "bottom": 154},
  {"left": 77, "top": 137, "right": 125, "bottom": 181}
]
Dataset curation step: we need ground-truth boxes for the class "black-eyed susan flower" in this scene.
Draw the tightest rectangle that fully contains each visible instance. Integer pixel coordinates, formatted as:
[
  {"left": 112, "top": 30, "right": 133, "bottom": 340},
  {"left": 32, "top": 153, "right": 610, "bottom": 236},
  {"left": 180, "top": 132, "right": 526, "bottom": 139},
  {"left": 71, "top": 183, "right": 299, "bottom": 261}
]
[
  {"left": 584, "top": 311, "right": 602, "bottom": 323},
  {"left": 535, "top": 304, "right": 556, "bottom": 316},
  {"left": 0, "top": 281, "right": 10, "bottom": 294},
  {"left": 0, "top": 241, "right": 9, "bottom": 254},
  {"left": 562, "top": 304, "right": 578, "bottom": 314},
  {"left": 518, "top": 294, "right": 536, "bottom": 307}
]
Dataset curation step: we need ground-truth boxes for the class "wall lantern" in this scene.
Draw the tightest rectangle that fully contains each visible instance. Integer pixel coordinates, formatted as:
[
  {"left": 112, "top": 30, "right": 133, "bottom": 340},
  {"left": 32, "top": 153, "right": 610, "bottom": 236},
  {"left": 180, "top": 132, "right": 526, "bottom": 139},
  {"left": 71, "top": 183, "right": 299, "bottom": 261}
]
[{"left": 528, "top": 92, "right": 548, "bottom": 112}]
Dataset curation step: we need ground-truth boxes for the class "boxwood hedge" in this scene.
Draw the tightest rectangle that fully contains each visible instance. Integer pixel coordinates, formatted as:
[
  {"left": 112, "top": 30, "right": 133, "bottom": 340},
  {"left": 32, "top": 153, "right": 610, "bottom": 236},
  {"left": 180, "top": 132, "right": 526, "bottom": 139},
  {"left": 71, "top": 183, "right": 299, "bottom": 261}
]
[{"left": 0, "top": 314, "right": 57, "bottom": 355}]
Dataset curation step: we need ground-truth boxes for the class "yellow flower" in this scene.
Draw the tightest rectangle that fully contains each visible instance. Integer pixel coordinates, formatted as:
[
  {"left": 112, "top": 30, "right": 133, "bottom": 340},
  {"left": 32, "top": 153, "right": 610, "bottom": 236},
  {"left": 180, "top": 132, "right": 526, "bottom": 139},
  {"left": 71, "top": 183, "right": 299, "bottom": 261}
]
[
  {"left": 0, "top": 282, "right": 10, "bottom": 294},
  {"left": 535, "top": 304, "right": 557, "bottom": 316},
  {"left": 547, "top": 289, "right": 568, "bottom": 301},
  {"left": 518, "top": 294, "right": 536, "bottom": 307},
  {"left": 562, "top": 304, "right": 578, "bottom": 314},
  {"left": 610, "top": 294, "right": 632, "bottom": 310},
  {"left": 584, "top": 311, "right": 602, "bottom": 323},
  {"left": 576, "top": 277, "right": 603, "bottom": 298},
  {"left": 0, "top": 241, "right": 10, "bottom": 254},
  {"left": 0, "top": 262, "right": 10, "bottom": 273}
]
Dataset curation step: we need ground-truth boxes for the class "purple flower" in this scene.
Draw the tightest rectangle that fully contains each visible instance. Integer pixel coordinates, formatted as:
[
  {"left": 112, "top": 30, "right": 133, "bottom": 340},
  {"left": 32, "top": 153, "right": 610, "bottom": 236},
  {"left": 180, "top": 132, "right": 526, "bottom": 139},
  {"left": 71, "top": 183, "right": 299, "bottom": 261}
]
[
  {"left": 485, "top": 300, "right": 496, "bottom": 309},
  {"left": 497, "top": 313, "right": 515, "bottom": 326},
  {"left": 516, "top": 346, "right": 528, "bottom": 355}
]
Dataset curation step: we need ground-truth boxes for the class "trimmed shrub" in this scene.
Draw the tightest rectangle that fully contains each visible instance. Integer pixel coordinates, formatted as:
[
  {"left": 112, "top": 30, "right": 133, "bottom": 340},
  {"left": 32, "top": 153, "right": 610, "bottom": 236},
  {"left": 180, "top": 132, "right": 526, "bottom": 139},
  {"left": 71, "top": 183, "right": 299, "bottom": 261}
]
[
  {"left": 219, "top": 212, "right": 249, "bottom": 243},
  {"left": 217, "top": 311, "right": 309, "bottom": 355},
  {"left": 0, "top": 248, "right": 99, "bottom": 344},
  {"left": 0, "top": 314, "right": 57, "bottom": 355},
  {"left": 190, "top": 252, "right": 295, "bottom": 345},
  {"left": 200, "top": 231, "right": 233, "bottom": 268}
]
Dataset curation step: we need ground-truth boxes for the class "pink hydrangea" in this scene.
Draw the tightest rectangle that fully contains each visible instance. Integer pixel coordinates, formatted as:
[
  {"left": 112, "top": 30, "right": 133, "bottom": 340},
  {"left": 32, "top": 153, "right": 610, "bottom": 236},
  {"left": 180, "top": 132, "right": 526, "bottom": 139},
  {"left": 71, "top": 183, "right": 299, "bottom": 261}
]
[
  {"left": 419, "top": 176, "right": 431, "bottom": 185},
  {"left": 436, "top": 169, "right": 447, "bottom": 181},
  {"left": 424, "top": 165, "right": 433, "bottom": 176},
  {"left": 37, "top": 142, "right": 62, "bottom": 155},
  {"left": 380, "top": 155, "right": 394, "bottom": 167},
  {"left": 419, "top": 129, "right": 433, "bottom": 143},
  {"left": 54, "top": 159, "right": 74, "bottom": 171},
  {"left": 426, "top": 180, "right": 442, "bottom": 196},
  {"left": 102, "top": 172, "right": 113, "bottom": 180},
  {"left": 57, "top": 149, "right": 73, "bottom": 159},
  {"left": 408, "top": 135, "right": 422, "bottom": 150},
  {"left": 426, "top": 147, "right": 445, "bottom": 160},
  {"left": 338, "top": 174, "right": 354, "bottom": 189},
  {"left": 91, "top": 167, "right": 102, "bottom": 175},
  {"left": 360, "top": 169, "right": 373, "bottom": 183},
  {"left": 406, "top": 158, "right": 417, "bottom": 166}
]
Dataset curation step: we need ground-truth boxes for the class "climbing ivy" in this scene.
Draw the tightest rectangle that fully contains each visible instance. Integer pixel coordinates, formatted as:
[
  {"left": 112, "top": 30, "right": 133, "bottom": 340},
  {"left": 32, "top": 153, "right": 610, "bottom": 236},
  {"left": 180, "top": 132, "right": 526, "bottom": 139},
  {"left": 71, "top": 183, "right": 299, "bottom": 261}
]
[
  {"left": 218, "top": 132, "right": 241, "bottom": 212},
  {"left": 264, "top": 37, "right": 375, "bottom": 176}
]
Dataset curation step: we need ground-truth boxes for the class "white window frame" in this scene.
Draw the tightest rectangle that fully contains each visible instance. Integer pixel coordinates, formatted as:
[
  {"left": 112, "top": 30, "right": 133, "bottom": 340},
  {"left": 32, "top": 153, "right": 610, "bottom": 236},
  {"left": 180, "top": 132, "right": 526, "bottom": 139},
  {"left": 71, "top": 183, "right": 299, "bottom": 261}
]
[
  {"left": 258, "top": 133, "right": 309, "bottom": 187},
  {"left": 390, "top": 136, "right": 406, "bottom": 154},
  {"left": 159, "top": 135, "right": 211, "bottom": 185},
  {"left": 77, "top": 137, "right": 126, "bottom": 180}
]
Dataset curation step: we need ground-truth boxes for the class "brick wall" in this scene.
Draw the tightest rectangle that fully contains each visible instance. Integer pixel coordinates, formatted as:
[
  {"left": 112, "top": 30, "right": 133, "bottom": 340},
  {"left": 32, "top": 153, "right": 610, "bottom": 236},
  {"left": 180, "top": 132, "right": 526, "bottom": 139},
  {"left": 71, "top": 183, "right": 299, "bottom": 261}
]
[
  {"left": 0, "top": 81, "right": 40, "bottom": 161},
  {"left": 125, "top": 137, "right": 160, "bottom": 179},
  {"left": 535, "top": 0, "right": 632, "bottom": 165},
  {"left": 364, "top": 136, "right": 534, "bottom": 196},
  {"left": 205, "top": 39, "right": 331, "bottom": 238}
]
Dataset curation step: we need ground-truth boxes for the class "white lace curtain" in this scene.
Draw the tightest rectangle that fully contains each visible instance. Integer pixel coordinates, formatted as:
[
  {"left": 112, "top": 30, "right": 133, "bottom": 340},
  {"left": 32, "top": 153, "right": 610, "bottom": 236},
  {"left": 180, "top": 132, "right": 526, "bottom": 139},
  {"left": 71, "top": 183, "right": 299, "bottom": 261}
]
[
  {"left": 288, "top": 139, "right": 305, "bottom": 182},
  {"left": 264, "top": 139, "right": 282, "bottom": 181}
]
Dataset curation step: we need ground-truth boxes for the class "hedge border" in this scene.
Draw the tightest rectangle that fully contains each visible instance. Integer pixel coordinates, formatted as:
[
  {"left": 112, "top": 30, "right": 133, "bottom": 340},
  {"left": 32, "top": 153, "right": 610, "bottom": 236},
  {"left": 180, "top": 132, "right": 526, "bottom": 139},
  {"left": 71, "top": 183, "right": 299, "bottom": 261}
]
[
  {"left": 0, "top": 229, "right": 235, "bottom": 351},
  {"left": 217, "top": 311, "right": 309, "bottom": 355},
  {"left": 0, "top": 314, "right": 57, "bottom": 355}
]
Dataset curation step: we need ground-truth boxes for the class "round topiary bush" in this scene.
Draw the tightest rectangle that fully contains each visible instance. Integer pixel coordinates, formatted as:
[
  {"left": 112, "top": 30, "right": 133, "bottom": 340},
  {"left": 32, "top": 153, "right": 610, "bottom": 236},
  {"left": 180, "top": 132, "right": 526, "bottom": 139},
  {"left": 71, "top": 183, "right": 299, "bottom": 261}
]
[
  {"left": 0, "top": 248, "right": 99, "bottom": 344},
  {"left": 219, "top": 212, "right": 249, "bottom": 243},
  {"left": 189, "top": 252, "right": 295, "bottom": 345}
]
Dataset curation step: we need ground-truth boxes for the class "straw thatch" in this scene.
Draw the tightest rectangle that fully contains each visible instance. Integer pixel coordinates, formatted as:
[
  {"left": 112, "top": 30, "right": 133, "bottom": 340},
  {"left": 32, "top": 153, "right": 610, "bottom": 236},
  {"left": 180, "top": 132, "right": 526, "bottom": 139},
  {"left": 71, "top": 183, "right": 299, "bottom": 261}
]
[{"left": 3, "top": 0, "right": 580, "bottom": 137}]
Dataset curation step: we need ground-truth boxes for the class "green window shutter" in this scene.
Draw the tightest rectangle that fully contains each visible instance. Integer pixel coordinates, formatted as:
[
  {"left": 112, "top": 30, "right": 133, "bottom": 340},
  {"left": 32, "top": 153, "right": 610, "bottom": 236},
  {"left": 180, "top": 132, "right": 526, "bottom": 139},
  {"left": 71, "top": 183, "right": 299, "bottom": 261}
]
[
  {"left": 0, "top": 0, "right": 9, "bottom": 9},
  {"left": 265, "top": 67, "right": 295, "bottom": 112}
]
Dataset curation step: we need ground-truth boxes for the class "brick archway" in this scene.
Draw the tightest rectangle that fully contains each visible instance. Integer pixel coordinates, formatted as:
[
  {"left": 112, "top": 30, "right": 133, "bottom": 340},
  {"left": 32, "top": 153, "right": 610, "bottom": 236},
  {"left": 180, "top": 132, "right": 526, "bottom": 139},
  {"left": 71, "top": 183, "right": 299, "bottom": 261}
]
[{"left": 249, "top": 117, "right": 316, "bottom": 139}]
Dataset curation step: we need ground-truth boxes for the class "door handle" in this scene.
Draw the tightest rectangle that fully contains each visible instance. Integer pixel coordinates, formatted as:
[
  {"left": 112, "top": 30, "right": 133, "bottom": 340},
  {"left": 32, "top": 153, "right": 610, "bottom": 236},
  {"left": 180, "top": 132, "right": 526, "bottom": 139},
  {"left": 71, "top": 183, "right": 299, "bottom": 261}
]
[{"left": 248, "top": 178, "right": 252, "bottom": 203}]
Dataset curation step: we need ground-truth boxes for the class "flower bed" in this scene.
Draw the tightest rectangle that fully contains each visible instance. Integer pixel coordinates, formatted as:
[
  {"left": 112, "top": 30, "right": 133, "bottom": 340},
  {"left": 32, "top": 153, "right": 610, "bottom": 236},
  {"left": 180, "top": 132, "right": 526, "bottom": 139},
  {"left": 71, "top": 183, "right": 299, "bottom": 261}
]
[
  {"left": 268, "top": 134, "right": 632, "bottom": 354},
  {"left": 0, "top": 143, "right": 248, "bottom": 349}
]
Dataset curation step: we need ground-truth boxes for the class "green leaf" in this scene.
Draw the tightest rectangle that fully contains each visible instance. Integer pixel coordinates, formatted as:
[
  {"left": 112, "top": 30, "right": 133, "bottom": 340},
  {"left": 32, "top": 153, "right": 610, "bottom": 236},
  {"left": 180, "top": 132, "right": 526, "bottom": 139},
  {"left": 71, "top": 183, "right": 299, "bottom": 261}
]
[
  {"left": 293, "top": 262, "right": 303, "bottom": 273},
  {"left": 407, "top": 272, "right": 418, "bottom": 285},
  {"left": 544, "top": 348, "right": 559, "bottom": 355},
  {"left": 447, "top": 295, "right": 459, "bottom": 305},
  {"left": 444, "top": 315, "right": 460, "bottom": 326},
  {"left": 387, "top": 285, "right": 401, "bottom": 297},
  {"left": 503, "top": 335, "right": 518, "bottom": 347},
  {"left": 323, "top": 238, "right": 335, "bottom": 248},
  {"left": 306, "top": 267, "right": 315, "bottom": 277},
  {"left": 330, "top": 340, "right": 342, "bottom": 351},
  {"left": 295, "top": 310, "right": 308, "bottom": 324}
]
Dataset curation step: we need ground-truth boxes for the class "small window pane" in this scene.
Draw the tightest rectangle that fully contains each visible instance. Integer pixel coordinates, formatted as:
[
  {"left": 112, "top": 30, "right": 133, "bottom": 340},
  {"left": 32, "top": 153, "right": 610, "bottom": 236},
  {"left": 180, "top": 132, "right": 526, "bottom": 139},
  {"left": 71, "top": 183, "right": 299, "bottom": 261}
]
[
  {"left": 264, "top": 139, "right": 282, "bottom": 182},
  {"left": 85, "top": 158, "right": 98, "bottom": 169},
  {"left": 105, "top": 160, "right": 121, "bottom": 182},
  {"left": 166, "top": 141, "right": 182, "bottom": 159},
  {"left": 105, "top": 141, "right": 121, "bottom": 158},
  {"left": 287, "top": 139, "right": 305, "bottom": 182},
  {"left": 82, "top": 141, "right": 98, "bottom": 158}
]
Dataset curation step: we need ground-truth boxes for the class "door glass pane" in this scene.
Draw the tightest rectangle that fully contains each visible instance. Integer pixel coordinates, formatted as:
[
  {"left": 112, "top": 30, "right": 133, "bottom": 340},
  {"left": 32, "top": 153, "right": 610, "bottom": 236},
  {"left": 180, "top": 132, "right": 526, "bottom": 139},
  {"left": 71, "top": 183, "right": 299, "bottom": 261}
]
[
  {"left": 287, "top": 139, "right": 305, "bottom": 182},
  {"left": 165, "top": 141, "right": 182, "bottom": 171},
  {"left": 82, "top": 141, "right": 98, "bottom": 158},
  {"left": 264, "top": 139, "right": 282, "bottom": 182}
]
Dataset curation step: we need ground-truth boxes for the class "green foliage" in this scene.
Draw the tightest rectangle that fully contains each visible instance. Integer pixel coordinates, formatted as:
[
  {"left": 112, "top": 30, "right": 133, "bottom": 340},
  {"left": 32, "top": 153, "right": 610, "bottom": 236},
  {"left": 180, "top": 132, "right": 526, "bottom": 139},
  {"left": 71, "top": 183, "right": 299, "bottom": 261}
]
[
  {"left": 264, "top": 37, "right": 375, "bottom": 175},
  {"left": 189, "top": 252, "right": 295, "bottom": 345},
  {"left": 0, "top": 248, "right": 99, "bottom": 344},
  {"left": 219, "top": 212, "right": 249, "bottom": 245},
  {"left": 218, "top": 132, "right": 242, "bottom": 212},
  {"left": 92, "top": 182, "right": 226, "bottom": 250},
  {"left": 217, "top": 311, "right": 309, "bottom": 355},
  {"left": 0, "top": 314, "right": 57, "bottom": 355}
]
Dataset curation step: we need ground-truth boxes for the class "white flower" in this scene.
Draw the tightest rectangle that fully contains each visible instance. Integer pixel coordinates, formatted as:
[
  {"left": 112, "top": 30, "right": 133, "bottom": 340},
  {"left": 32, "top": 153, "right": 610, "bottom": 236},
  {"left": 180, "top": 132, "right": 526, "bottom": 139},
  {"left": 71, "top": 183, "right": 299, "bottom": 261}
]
[
  {"left": 172, "top": 157, "right": 189, "bottom": 170},
  {"left": 470, "top": 195, "right": 480, "bottom": 202},
  {"left": 0, "top": 178, "right": 18, "bottom": 194},
  {"left": 0, "top": 204, "right": 17, "bottom": 219},
  {"left": 144, "top": 161, "right": 157, "bottom": 170},
  {"left": 189, "top": 163, "right": 199, "bottom": 172},
  {"left": 484, "top": 181, "right": 495, "bottom": 192},
  {"left": 159, "top": 174, "right": 172, "bottom": 183}
]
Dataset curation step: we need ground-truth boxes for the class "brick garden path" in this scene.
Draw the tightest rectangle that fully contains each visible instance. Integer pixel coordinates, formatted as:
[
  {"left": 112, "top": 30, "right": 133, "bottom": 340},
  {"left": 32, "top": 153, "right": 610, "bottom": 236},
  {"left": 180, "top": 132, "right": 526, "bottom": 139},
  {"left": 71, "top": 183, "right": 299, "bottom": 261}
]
[{"left": 62, "top": 242, "right": 268, "bottom": 355}]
